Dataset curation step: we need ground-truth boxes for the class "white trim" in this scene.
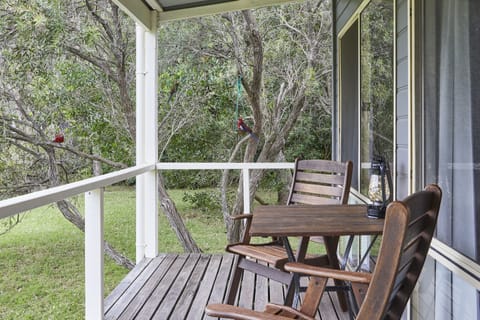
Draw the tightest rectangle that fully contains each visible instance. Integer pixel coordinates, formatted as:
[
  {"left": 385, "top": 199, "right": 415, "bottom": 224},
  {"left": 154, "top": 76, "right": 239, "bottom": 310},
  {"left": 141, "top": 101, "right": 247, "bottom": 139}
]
[
  {"left": 157, "top": 0, "right": 302, "bottom": 23},
  {"left": 112, "top": 0, "right": 154, "bottom": 30},
  {"left": 0, "top": 164, "right": 154, "bottom": 220},
  {"left": 0, "top": 162, "right": 293, "bottom": 221},
  {"left": 135, "top": 24, "right": 147, "bottom": 263},
  {"left": 429, "top": 238, "right": 480, "bottom": 290},
  {"left": 145, "top": 0, "right": 163, "bottom": 11},
  {"left": 243, "top": 169, "right": 251, "bottom": 214},
  {"left": 156, "top": 162, "right": 294, "bottom": 216},
  {"left": 85, "top": 189, "right": 104, "bottom": 319},
  {"left": 156, "top": 162, "right": 295, "bottom": 170},
  {"left": 141, "top": 14, "right": 159, "bottom": 259}
]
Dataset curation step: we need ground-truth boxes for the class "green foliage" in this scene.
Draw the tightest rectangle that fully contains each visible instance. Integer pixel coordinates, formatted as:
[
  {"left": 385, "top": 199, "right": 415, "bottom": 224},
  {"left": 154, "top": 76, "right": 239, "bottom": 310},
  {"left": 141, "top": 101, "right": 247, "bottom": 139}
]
[
  {"left": 360, "top": 0, "right": 394, "bottom": 163},
  {"left": 1, "top": 0, "right": 334, "bottom": 192},
  {"left": 182, "top": 190, "right": 221, "bottom": 215},
  {"left": 285, "top": 112, "right": 332, "bottom": 161},
  {"left": 0, "top": 0, "right": 136, "bottom": 191}
]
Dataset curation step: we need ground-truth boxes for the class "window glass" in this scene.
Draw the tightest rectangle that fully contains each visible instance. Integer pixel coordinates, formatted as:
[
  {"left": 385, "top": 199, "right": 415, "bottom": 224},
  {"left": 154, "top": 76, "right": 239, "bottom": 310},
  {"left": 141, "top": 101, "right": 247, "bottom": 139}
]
[
  {"left": 339, "top": 21, "right": 359, "bottom": 189},
  {"left": 359, "top": 0, "right": 394, "bottom": 195},
  {"left": 414, "top": 257, "right": 479, "bottom": 319},
  {"left": 417, "top": 0, "right": 480, "bottom": 318},
  {"left": 422, "top": 0, "right": 479, "bottom": 263}
]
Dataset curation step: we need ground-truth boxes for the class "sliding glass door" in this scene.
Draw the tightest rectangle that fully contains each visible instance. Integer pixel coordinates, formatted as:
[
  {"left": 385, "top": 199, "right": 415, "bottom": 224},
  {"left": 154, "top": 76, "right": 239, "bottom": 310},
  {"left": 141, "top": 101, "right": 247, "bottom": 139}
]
[{"left": 415, "top": 0, "right": 480, "bottom": 318}]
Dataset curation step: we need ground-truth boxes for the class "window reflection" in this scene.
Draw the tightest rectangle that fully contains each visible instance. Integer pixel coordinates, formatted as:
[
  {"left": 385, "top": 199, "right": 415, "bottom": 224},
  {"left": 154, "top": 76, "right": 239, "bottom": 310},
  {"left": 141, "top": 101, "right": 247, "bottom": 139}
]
[{"left": 359, "top": 0, "right": 394, "bottom": 196}]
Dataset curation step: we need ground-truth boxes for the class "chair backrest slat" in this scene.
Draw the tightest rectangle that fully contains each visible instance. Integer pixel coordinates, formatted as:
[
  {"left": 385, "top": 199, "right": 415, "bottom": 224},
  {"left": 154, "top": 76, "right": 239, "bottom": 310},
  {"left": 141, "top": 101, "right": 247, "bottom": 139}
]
[
  {"left": 295, "top": 171, "right": 347, "bottom": 185},
  {"left": 404, "top": 215, "right": 428, "bottom": 244},
  {"left": 297, "top": 159, "right": 349, "bottom": 172},
  {"left": 290, "top": 193, "right": 341, "bottom": 205},
  {"left": 292, "top": 182, "right": 345, "bottom": 198},
  {"left": 287, "top": 159, "right": 353, "bottom": 207}
]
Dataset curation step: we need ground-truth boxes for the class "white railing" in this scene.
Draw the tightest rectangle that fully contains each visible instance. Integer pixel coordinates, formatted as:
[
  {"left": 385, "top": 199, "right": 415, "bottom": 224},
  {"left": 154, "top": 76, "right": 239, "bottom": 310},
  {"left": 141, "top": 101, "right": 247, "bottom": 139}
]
[
  {"left": 156, "top": 162, "right": 295, "bottom": 214},
  {"left": 0, "top": 162, "right": 294, "bottom": 319},
  {"left": 0, "top": 165, "right": 155, "bottom": 219}
]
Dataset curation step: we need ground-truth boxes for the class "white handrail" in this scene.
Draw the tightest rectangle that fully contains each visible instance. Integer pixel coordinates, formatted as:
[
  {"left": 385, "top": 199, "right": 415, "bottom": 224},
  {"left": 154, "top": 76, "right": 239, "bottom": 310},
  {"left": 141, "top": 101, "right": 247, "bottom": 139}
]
[
  {"left": 0, "top": 162, "right": 295, "bottom": 220},
  {"left": 0, "top": 164, "right": 155, "bottom": 219},
  {"left": 156, "top": 162, "right": 295, "bottom": 170},
  {"left": 156, "top": 162, "right": 295, "bottom": 214}
]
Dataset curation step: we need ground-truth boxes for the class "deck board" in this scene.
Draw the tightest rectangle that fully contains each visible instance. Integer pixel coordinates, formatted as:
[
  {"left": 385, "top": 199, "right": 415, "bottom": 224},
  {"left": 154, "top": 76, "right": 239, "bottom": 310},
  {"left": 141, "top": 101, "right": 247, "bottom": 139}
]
[
  {"left": 105, "top": 253, "right": 349, "bottom": 319},
  {"left": 188, "top": 255, "right": 223, "bottom": 319}
]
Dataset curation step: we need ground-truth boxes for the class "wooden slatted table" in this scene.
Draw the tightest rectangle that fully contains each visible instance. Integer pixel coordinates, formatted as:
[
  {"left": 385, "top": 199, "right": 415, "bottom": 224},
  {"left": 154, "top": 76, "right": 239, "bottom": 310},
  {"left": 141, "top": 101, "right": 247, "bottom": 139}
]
[
  {"left": 249, "top": 204, "right": 384, "bottom": 237},
  {"left": 249, "top": 204, "right": 385, "bottom": 310}
]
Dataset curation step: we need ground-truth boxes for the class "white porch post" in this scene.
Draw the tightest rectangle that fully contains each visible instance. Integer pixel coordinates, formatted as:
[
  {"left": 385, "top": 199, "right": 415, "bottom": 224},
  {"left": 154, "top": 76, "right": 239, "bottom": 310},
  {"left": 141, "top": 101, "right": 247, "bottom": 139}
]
[
  {"left": 242, "top": 169, "right": 251, "bottom": 214},
  {"left": 85, "top": 189, "right": 104, "bottom": 319},
  {"left": 135, "top": 24, "right": 146, "bottom": 264},
  {"left": 136, "top": 12, "right": 159, "bottom": 263}
]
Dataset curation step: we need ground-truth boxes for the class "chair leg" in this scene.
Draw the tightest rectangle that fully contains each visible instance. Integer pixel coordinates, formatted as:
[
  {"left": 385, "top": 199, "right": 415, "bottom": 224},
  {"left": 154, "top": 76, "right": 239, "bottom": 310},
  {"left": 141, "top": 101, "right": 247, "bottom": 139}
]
[
  {"left": 225, "top": 256, "right": 244, "bottom": 305},
  {"left": 284, "top": 273, "right": 296, "bottom": 307},
  {"left": 324, "top": 236, "right": 349, "bottom": 311}
]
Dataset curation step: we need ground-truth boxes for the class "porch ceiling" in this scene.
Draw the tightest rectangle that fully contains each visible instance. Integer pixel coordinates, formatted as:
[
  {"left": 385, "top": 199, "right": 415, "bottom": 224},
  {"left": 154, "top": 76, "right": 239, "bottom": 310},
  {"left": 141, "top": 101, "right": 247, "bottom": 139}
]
[{"left": 113, "top": 0, "right": 300, "bottom": 29}]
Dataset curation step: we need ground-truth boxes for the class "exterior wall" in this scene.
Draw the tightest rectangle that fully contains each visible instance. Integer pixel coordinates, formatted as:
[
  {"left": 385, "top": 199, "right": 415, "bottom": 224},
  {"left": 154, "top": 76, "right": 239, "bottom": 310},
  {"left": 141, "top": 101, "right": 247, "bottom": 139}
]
[
  {"left": 335, "top": 0, "right": 363, "bottom": 32},
  {"left": 333, "top": 1, "right": 480, "bottom": 319}
]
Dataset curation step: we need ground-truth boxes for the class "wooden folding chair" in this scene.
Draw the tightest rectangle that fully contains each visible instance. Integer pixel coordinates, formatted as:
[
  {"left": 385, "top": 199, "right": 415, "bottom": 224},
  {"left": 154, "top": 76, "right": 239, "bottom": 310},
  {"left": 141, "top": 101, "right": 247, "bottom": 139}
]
[
  {"left": 207, "top": 184, "right": 442, "bottom": 320},
  {"left": 225, "top": 159, "right": 353, "bottom": 306}
]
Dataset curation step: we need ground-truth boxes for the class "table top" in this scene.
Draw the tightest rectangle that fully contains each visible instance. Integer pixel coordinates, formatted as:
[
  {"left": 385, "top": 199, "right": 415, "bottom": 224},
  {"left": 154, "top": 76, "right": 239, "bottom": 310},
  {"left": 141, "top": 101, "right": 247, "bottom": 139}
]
[{"left": 249, "top": 204, "right": 384, "bottom": 237}]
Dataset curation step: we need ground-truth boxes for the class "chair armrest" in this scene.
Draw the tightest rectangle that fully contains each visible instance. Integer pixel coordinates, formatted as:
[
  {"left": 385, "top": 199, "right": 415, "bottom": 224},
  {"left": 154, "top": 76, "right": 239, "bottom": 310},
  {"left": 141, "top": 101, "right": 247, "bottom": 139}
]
[
  {"left": 205, "top": 303, "right": 294, "bottom": 320},
  {"left": 284, "top": 262, "right": 372, "bottom": 284},
  {"left": 230, "top": 213, "right": 254, "bottom": 220}
]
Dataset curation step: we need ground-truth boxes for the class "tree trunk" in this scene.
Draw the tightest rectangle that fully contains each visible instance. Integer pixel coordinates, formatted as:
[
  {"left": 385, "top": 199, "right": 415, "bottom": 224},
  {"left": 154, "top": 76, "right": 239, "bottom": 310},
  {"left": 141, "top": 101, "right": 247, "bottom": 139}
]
[
  {"left": 219, "top": 7, "right": 323, "bottom": 243},
  {"left": 46, "top": 147, "right": 135, "bottom": 270},
  {"left": 158, "top": 173, "right": 202, "bottom": 253},
  {"left": 56, "top": 199, "right": 135, "bottom": 269},
  {"left": 276, "top": 151, "right": 292, "bottom": 205}
]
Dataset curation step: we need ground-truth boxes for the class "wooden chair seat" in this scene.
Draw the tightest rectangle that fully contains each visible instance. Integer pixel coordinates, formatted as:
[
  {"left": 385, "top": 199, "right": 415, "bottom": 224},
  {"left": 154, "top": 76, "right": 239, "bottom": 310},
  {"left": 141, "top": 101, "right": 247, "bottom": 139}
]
[{"left": 226, "top": 243, "right": 329, "bottom": 269}]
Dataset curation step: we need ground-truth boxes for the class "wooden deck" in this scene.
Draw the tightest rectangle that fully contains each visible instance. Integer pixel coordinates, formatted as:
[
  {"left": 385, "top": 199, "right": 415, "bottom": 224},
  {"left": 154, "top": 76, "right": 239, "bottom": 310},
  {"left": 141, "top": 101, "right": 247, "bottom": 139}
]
[{"left": 105, "top": 253, "right": 349, "bottom": 320}]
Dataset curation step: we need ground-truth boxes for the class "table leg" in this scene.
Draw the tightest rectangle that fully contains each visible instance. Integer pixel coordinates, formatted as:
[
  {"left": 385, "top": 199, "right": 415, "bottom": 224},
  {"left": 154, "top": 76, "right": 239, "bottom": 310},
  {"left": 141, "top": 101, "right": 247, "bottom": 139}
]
[
  {"left": 282, "top": 236, "right": 309, "bottom": 307},
  {"left": 356, "top": 235, "right": 378, "bottom": 272}
]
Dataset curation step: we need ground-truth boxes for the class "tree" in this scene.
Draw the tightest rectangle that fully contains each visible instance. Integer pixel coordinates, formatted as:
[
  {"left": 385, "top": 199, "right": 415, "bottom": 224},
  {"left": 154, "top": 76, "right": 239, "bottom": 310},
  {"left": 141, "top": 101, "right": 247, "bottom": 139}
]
[
  {"left": 0, "top": 0, "right": 136, "bottom": 268},
  {"left": 182, "top": 1, "right": 333, "bottom": 242},
  {"left": 1, "top": 0, "right": 334, "bottom": 251},
  {"left": 0, "top": 0, "right": 203, "bottom": 264},
  {"left": 151, "top": 1, "right": 333, "bottom": 243}
]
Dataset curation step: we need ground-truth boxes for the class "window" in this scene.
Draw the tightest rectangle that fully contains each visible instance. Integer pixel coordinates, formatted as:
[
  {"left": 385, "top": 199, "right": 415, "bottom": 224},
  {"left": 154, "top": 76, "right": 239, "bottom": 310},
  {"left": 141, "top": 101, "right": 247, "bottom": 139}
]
[
  {"left": 415, "top": 0, "right": 480, "bottom": 318},
  {"left": 339, "top": 0, "right": 394, "bottom": 197}
]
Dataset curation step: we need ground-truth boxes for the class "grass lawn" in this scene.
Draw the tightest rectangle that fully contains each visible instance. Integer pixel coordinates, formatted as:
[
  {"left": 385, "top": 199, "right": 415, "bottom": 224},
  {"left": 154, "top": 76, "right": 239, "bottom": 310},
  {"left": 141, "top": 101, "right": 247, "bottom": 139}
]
[{"left": 0, "top": 186, "right": 229, "bottom": 319}]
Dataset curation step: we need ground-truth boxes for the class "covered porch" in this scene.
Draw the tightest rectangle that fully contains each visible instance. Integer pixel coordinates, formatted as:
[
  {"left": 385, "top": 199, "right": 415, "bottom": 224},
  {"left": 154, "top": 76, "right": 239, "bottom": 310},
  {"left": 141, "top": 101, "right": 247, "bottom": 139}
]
[{"left": 2, "top": 0, "right": 480, "bottom": 319}]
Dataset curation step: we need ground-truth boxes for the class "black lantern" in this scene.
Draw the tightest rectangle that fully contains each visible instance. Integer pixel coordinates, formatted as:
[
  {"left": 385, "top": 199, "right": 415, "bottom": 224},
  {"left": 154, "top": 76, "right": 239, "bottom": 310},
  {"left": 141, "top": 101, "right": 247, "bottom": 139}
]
[{"left": 367, "top": 155, "right": 393, "bottom": 219}]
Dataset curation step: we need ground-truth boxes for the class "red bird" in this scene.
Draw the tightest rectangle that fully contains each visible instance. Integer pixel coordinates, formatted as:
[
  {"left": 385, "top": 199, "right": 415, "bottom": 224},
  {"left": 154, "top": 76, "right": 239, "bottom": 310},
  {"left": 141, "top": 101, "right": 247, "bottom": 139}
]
[
  {"left": 53, "top": 133, "right": 64, "bottom": 143},
  {"left": 237, "top": 117, "right": 259, "bottom": 141}
]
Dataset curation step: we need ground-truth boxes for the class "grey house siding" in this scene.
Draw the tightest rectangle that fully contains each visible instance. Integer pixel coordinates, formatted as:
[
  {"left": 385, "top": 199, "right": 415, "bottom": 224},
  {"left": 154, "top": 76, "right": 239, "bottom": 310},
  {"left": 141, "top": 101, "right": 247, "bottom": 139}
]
[
  {"left": 336, "top": 0, "right": 363, "bottom": 32},
  {"left": 395, "top": 0, "right": 409, "bottom": 199}
]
